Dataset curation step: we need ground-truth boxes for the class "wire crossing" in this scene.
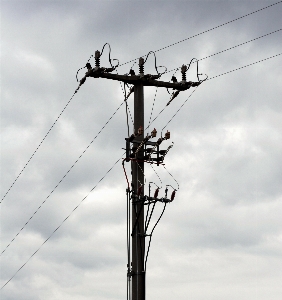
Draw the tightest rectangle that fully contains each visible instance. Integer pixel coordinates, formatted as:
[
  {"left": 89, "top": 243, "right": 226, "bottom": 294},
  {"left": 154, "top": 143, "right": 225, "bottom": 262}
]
[
  {"left": 0, "top": 153, "right": 124, "bottom": 290},
  {"left": 119, "top": 1, "right": 282, "bottom": 67},
  {"left": 1, "top": 87, "right": 81, "bottom": 204},
  {"left": 0, "top": 100, "right": 125, "bottom": 256}
]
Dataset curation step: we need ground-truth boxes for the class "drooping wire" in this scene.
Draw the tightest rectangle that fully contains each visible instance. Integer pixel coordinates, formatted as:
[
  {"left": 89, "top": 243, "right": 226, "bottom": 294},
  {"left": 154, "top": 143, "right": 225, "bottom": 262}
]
[
  {"left": 147, "top": 87, "right": 158, "bottom": 131},
  {"left": 76, "top": 42, "right": 120, "bottom": 82},
  {"left": 1, "top": 100, "right": 126, "bottom": 256},
  {"left": 1, "top": 86, "right": 82, "bottom": 204},
  {"left": 144, "top": 203, "right": 167, "bottom": 271},
  {"left": 161, "top": 87, "right": 199, "bottom": 135},
  {"left": 118, "top": 1, "right": 282, "bottom": 68},
  {"left": 163, "top": 165, "right": 180, "bottom": 190},
  {"left": 100, "top": 42, "right": 120, "bottom": 69},
  {"left": 0, "top": 153, "right": 124, "bottom": 290},
  {"left": 150, "top": 164, "right": 163, "bottom": 189},
  {"left": 143, "top": 51, "right": 167, "bottom": 76}
]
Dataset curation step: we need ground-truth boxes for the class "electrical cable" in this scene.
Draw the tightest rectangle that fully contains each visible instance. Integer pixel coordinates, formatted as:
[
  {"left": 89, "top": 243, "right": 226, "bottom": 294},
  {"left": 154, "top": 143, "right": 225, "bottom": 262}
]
[
  {"left": 165, "top": 28, "right": 282, "bottom": 75},
  {"left": 208, "top": 52, "right": 282, "bottom": 80},
  {"left": 1, "top": 86, "right": 82, "bottom": 204},
  {"left": 161, "top": 87, "right": 199, "bottom": 134},
  {"left": 0, "top": 153, "right": 124, "bottom": 290},
  {"left": 143, "top": 51, "right": 167, "bottom": 76},
  {"left": 163, "top": 165, "right": 180, "bottom": 191},
  {"left": 144, "top": 203, "right": 167, "bottom": 271},
  {"left": 118, "top": 1, "right": 282, "bottom": 67},
  {"left": 147, "top": 87, "right": 158, "bottom": 131},
  {"left": 160, "top": 52, "right": 281, "bottom": 134},
  {"left": 1, "top": 100, "right": 126, "bottom": 256}
]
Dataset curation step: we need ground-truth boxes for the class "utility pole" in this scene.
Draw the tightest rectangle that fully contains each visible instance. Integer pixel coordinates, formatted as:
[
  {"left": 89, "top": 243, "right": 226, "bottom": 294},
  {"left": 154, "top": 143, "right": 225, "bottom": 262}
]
[{"left": 80, "top": 50, "right": 204, "bottom": 300}]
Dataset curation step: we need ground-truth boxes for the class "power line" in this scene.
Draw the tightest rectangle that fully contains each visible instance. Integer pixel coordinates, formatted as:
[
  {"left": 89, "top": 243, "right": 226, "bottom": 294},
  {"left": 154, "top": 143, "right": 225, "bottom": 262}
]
[
  {"left": 119, "top": 1, "right": 282, "bottom": 67},
  {"left": 208, "top": 52, "right": 282, "bottom": 80},
  {"left": 0, "top": 153, "right": 124, "bottom": 290},
  {"left": 1, "top": 86, "right": 81, "bottom": 204},
  {"left": 165, "top": 28, "right": 282, "bottom": 75},
  {"left": 1, "top": 100, "right": 126, "bottom": 256}
]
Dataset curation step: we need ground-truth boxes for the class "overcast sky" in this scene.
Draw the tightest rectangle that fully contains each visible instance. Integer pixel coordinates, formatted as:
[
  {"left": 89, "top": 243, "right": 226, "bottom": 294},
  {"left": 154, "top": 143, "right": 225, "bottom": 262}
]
[{"left": 1, "top": 1, "right": 282, "bottom": 299}]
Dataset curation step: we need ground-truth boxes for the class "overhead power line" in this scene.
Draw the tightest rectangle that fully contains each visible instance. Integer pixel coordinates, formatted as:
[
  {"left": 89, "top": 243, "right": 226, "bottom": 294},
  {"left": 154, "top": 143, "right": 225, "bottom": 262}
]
[
  {"left": 1, "top": 100, "right": 125, "bottom": 256},
  {"left": 165, "top": 28, "right": 282, "bottom": 74},
  {"left": 145, "top": 52, "right": 282, "bottom": 132},
  {"left": 0, "top": 153, "right": 124, "bottom": 290},
  {"left": 0, "top": 87, "right": 81, "bottom": 204},
  {"left": 208, "top": 52, "right": 282, "bottom": 80},
  {"left": 119, "top": 0, "right": 282, "bottom": 67},
  {"left": 2, "top": 50, "right": 281, "bottom": 290}
]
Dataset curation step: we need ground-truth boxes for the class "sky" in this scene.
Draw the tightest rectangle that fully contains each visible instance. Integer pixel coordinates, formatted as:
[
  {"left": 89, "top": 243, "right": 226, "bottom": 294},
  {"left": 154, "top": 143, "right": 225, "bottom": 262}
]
[{"left": 1, "top": 0, "right": 282, "bottom": 299}]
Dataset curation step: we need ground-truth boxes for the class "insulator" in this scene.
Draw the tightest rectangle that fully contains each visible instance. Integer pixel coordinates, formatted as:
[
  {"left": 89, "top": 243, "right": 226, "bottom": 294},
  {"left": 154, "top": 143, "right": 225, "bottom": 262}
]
[
  {"left": 95, "top": 50, "right": 101, "bottom": 68},
  {"left": 171, "top": 76, "right": 177, "bottom": 83},
  {"left": 154, "top": 188, "right": 159, "bottom": 198},
  {"left": 159, "top": 150, "right": 166, "bottom": 155},
  {"left": 181, "top": 64, "right": 187, "bottom": 82},
  {"left": 171, "top": 190, "right": 176, "bottom": 201},
  {"left": 139, "top": 57, "right": 144, "bottom": 75},
  {"left": 165, "top": 130, "right": 170, "bottom": 140},
  {"left": 86, "top": 63, "right": 92, "bottom": 71},
  {"left": 129, "top": 69, "right": 135, "bottom": 76},
  {"left": 137, "top": 185, "right": 143, "bottom": 196},
  {"left": 132, "top": 146, "right": 138, "bottom": 152},
  {"left": 151, "top": 128, "right": 157, "bottom": 138},
  {"left": 137, "top": 126, "right": 143, "bottom": 136}
]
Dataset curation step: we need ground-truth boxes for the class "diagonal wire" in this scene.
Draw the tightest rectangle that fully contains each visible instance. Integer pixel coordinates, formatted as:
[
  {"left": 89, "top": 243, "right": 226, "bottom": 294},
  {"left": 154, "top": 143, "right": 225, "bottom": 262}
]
[
  {"left": 161, "top": 88, "right": 199, "bottom": 133},
  {"left": 0, "top": 101, "right": 125, "bottom": 256},
  {"left": 147, "top": 87, "right": 158, "bottom": 131},
  {"left": 118, "top": 1, "right": 282, "bottom": 67},
  {"left": 166, "top": 28, "right": 282, "bottom": 75},
  {"left": 1, "top": 86, "right": 82, "bottom": 204},
  {"left": 208, "top": 52, "right": 282, "bottom": 80},
  {"left": 0, "top": 153, "right": 124, "bottom": 290},
  {"left": 161, "top": 52, "right": 282, "bottom": 132}
]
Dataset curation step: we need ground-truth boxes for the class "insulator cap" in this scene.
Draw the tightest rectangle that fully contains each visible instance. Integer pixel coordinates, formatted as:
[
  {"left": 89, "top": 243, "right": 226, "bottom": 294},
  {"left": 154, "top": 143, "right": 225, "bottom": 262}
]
[
  {"left": 151, "top": 128, "right": 157, "bottom": 138},
  {"left": 171, "top": 190, "right": 176, "bottom": 201},
  {"left": 181, "top": 64, "right": 187, "bottom": 73},
  {"left": 139, "top": 57, "right": 145, "bottom": 66},
  {"left": 165, "top": 130, "right": 170, "bottom": 139},
  {"left": 95, "top": 50, "right": 101, "bottom": 59}
]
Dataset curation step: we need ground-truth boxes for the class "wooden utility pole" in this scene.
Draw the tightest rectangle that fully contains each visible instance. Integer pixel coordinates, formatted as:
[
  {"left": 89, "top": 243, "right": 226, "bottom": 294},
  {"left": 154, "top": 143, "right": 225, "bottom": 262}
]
[{"left": 80, "top": 50, "right": 202, "bottom": 300}]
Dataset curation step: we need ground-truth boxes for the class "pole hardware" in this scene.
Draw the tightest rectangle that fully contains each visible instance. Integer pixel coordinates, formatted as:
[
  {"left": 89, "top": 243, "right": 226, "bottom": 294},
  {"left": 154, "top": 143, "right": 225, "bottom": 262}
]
[{"left": 77, "top": 45, "right": 206, "bottom": 300}]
